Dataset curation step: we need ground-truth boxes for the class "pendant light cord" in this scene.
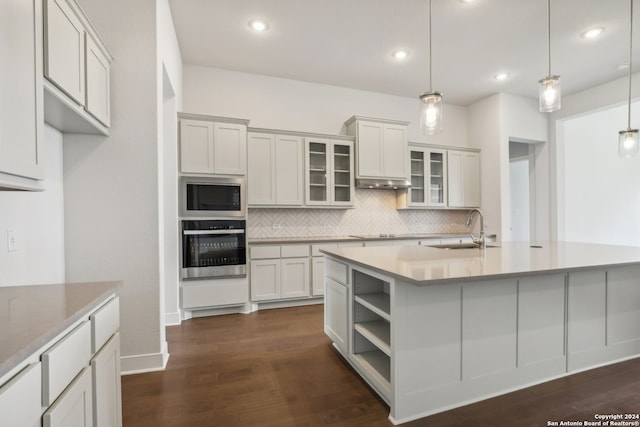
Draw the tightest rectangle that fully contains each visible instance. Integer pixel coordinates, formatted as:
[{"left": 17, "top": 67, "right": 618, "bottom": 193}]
[
  {"left": 429, "top": 0, "right": 433, "bottom": 92},
  {"left": 628, "top": 0, "right": 634, "bottom": 129},
  {"left": 547, "top": 0, "right": 551, "bottom": 77}
]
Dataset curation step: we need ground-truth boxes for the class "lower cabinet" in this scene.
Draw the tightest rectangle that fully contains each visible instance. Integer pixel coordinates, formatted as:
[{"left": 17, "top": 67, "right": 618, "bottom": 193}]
[
  {"left": 324, "top": 259, "right": 350, "bottom": 355},
  {"left": 250, "top": 245, "right": 311, "bottom": 301},
  {"left": 312, "top": 257, "right": 325, "bottom": 296},
  {"left": 92, "top": 333, "right": 122, "bottom": 427},
  {"left": 281, "top": 257, "right": 310, "bottom": 298},
  {"left": 43, "top": 368, "right": 93, "bottom": 427},
  {"left": 0, "top": 294, "right": 121, "bottom": 427},
  {"left": 0, "top": 362, "right": 42, "bottom": 427}
]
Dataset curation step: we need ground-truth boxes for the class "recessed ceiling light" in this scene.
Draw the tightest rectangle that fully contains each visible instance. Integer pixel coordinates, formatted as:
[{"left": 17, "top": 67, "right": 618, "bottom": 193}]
[
  {"left": 249, "top": 19, "right": 269, "bottom": 32},
  {"left": 459, "top": 0, "right": 476, "bottom": 3},
  {"left": 581, "top": 27, "right": 604, "bottom": 39},
  {"left": 392, "top": 50, "right": 409, "bottom": 60},
  {"left": 493, "top": 72, "right": 511, "bottom": 81}
]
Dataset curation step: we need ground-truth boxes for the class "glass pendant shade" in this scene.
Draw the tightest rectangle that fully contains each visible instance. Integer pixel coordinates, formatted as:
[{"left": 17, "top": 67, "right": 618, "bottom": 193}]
[
  {"left": 618, "top": 129, "right": 639, "bottom": 157},
  {"left": 419, "top": 92, "right": 443, "bottom": 135},
  {"left": 538, "top": 75, "right": 561, "bottom": 112}
]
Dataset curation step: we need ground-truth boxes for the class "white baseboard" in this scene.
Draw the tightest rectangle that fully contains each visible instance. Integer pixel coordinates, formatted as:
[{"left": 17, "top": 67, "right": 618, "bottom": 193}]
[
  {"left": 254, "top": 297, "right": 323, "bottom": 311},
  {"left": 165, "top": 310, "right": 181, "bottom": 326},
  {"left": 121, "top": 350, "right": 170, "bottom": 375}
]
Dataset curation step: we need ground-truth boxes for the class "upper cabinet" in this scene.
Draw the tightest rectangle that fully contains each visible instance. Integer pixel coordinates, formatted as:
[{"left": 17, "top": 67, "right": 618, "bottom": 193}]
[
  {"left": 447, "top": 149, "right": 481, "bottom": 208},
  {"left": 0, "top": 0, "right": 45, "bottom": 190},
  {"left": 179, "top": 114, "right": 249, "bottom": 176},
  {"left": 344, "top": 116, "right": 409, "bottom": 182},
  {"left": 247, "top": 131, "right": 304, "bottom": 207},
  {"left": 43, "top": 0, "right": 113, "bottom": 135},
  {"left": 399, "top": 146, "right": 448, "bottom": 208},
  {"left": 305, "top": 138, "right": 354, "bottom": 207},
  {"left": 247, "top": 128, "right": 355, "bottom": 209},
  {"left": 397, "top": 145, "right": 480, "bottom": 210}
]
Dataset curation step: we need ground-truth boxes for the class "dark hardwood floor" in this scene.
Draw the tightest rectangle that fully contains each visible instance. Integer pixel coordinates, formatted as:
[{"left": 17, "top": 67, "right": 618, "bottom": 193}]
[{"left": 122, "top": 304, "right": 640, "bottom": 427}]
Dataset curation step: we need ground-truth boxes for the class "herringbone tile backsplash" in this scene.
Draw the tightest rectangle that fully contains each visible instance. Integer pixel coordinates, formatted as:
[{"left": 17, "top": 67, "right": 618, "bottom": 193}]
[{"left": 247, "top": 189, "right": 469, "bottom": 238}]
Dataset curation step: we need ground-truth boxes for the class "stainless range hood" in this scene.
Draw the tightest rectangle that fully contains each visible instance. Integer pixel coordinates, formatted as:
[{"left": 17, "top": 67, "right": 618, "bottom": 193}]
[{"left": 356, "top": 178, "right": 412, "bottom": 189}]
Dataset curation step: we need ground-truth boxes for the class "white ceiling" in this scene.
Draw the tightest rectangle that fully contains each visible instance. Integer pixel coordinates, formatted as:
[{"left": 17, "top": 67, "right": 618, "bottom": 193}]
[{"left": 168, "top": 0, "right": 640, "bottom": 106}]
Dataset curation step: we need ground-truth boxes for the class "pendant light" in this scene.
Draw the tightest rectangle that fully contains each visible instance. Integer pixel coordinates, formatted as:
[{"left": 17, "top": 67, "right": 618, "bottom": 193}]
[
  {"left": 419, "top": 0, "right": 443, "bottom": 135},
  {"left": 538, "top": 0, "right": 561, "bottom": 112},
  {"left": 619, "top": 0, "right": 639, "bottom": 157}
]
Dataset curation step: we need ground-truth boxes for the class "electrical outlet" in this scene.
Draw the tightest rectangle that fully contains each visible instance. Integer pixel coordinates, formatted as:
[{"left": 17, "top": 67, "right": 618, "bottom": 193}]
[{"left": 7, "top": 228, "right": 16, "bottom": 252}]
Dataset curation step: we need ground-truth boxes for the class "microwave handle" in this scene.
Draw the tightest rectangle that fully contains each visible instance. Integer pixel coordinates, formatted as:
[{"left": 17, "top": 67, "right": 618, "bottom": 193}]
[{"left": 183, "top": 229, "right": 245, "bottom": 236}]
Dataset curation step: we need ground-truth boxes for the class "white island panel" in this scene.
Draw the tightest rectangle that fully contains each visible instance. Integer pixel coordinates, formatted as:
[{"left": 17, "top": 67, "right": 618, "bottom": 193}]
[
  {"left": 462, "top": 279, "right": 517, "bottom": 380},
  {"left": 517, "top": 274, "right": 566, "bottom": 368}
]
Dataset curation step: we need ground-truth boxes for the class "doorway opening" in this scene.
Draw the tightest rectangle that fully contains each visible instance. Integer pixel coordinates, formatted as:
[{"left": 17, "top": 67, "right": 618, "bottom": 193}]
[{"left": 508, "top": 139, "right": 540, "bottom": 241}]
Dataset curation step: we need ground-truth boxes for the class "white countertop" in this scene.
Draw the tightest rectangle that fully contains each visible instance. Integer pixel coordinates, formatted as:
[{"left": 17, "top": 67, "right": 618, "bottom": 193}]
[
  {"left": 0, "top": 281, "right": 121, "bottom": 381},
  {"left": 321, "top": 241, "right": 640, "bottom": 285}
]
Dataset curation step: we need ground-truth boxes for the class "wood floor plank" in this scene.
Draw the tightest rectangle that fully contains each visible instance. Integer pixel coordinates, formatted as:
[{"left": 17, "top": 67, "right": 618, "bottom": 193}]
[{"left": 122, "top": 304, "right": 640, "bottom": 426}]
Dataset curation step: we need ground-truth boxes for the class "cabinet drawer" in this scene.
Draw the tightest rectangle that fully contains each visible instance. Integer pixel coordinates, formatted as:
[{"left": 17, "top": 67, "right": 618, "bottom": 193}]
[
  {"left": 42, "top": 321, "right": 91, "bottom": 406},
  {"left": 326, "top": 259, "right": 348, "bottom": 285},
  {"left": 311, "top": 243, "right": 338, "bottom": 257},
  {"left": 90, "top": 296, "right": 119, "bottom": 354},
  {"left": 0, "top": 362, "right": 42, "bottom": 427},
  {"left": 250, "top": 245, "right": 281, "bottom": 259},
  {"left": 281, "top": 244, "right": 309, "bottom": 258},
  {"left": 182, "top": 280, "right": 248, "bottom": 309}
]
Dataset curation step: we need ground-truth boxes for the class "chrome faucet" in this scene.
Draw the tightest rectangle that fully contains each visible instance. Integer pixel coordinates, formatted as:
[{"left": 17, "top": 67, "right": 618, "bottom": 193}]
[{"left": 466, "top": 208, "right": 486, "bottom": 249}]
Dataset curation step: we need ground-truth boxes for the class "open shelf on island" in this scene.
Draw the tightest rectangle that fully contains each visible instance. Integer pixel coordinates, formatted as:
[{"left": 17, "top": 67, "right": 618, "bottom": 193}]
[
  {"left": 354, "top": 294, "right": 390, "bottom": 320},
  {"left": 354, "top": 320, "right": 390, "bottom": 356}
]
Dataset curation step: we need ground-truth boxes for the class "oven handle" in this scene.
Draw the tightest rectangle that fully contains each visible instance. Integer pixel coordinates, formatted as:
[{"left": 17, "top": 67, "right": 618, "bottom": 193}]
[{"left": 183, "top": 229, "right": 245, "bottom": 236}]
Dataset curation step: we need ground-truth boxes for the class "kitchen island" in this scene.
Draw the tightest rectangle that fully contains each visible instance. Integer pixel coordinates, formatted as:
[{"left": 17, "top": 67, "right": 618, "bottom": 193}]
[{"left": 321, "top": 242, "right": 640, "bottom": 425}]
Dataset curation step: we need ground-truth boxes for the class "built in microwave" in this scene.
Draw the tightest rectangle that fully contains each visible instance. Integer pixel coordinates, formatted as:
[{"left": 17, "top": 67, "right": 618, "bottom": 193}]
[{"left": 180, "top": 176, "right": 245, "bottom": 218}]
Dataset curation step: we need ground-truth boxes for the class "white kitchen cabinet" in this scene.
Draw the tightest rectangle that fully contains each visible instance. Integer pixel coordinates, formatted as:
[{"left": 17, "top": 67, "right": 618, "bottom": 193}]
[
  {"left": 91, "top": 333, "right": 122, "bottom": 427},
  {"left": 398, "top": 146, "right": 448, "bottom": 208},
  {"left": 84, "top": 33, "right": 111, "bottom": 127},
  {"left": 248, "top": 131, "right": 304, "bottom": 206},
  {"left": 0, "top": 287, "right": 120, "bottom": 427},
  {"left": 312, "top": 257, "right": 326, "bottom": 296},
  {"left": 43, "top": 0, "right": 112, "bottom": 135},
  {"left": 281, "top": 257, "right": 310, "bottom": 298},
  {"left": 182, "top": 278, "right": 249, "bottom": 309},
  {"left": 0, "top": 0, "right": 45, "bottom": 190},
  {"left": 325, "top": 277, "right": 349, "bottom": 354},
  {"left": 250, "top": 258, "right": 281, "bottom": 301},
  {"left": 180, "top": 115, "right": 248, "bottom": 176},
  {"left": 448, "top": 150, "right": 481, "bottom": 208},
  {"left": 44, "top": 0, "right": 85, "bottom": 105},
  {"left": 398, "top": 144, "right": 480, "bottom": 210},
  {"left": 43, "top": 368, "right": 93, "bottom": 427},
  {"left": 0, "top": 363, "right": 42, "bottom": 427},
  {"left": 42, "top": 321, "right": 92, "bottom": 406},
  {"left": 214, "top": 122, "right": 248, "bottom": 175},
  {"left": 250, "top": 244, "right": 315, "bottom": 302},
  {"left": 247, "top": 133, "right": 276, "bottom": 205},
  {"left": 275, "top": 135, "right": 304, "bottom": 205},
  {"left": 345, "top": 116, "right": 409, "bottom": 181},
  {"left": 305, "top": 138, "right": 355, "bottom": 207},
  {"left": 324, "top": 258, "right": 350, "bottom": 354}
]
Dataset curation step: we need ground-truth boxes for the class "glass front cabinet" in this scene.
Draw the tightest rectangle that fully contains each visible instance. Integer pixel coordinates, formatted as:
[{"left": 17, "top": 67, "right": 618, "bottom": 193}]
[
  {"left": 305, "top": 137, "right": 355, "bottom": 207},
  {"left": 402, "top": 146, "right": 447, "bottom": 208}
]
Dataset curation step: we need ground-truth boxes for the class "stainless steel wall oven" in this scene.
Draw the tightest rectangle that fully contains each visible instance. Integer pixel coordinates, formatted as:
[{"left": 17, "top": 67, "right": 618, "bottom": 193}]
[{"left": 181, "top": 219, "right": 247, "bottom": 280}]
